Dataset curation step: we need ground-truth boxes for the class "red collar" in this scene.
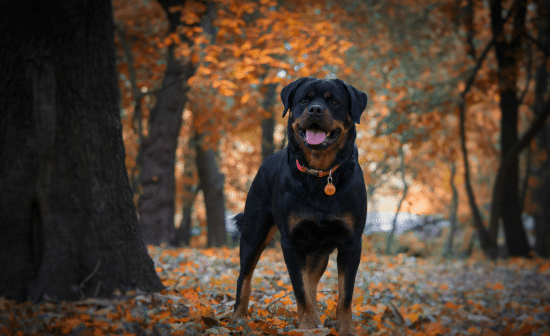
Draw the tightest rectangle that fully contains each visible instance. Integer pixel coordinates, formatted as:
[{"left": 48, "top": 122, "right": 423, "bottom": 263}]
[{"left": 296, "top": 159, "right": 339, "bottom": 177}]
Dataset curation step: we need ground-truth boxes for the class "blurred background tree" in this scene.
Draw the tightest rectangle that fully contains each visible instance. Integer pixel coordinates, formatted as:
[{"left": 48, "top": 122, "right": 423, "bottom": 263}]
[{"left": 113, "top": 0, "right": 550, "bottom": 258}]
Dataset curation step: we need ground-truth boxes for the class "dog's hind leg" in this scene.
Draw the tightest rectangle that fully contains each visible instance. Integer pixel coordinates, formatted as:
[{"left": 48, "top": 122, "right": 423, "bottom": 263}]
[{"left": 232, "top": 214, "right": 276, "bottom": 320}]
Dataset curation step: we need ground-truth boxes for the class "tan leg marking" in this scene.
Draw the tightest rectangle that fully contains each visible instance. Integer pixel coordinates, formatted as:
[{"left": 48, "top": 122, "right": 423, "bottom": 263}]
[
  {"left": 232, "top": 226, "right": 277, "bottom": 320},
  {"left": 336, "top": 271, "right": 356, "bottom": 336},
  {"left": 233, "top": 273, "right": 252, "bottom": 318},
  {"left": 297, "top": 254, "right": 329, "bottom": 329}
]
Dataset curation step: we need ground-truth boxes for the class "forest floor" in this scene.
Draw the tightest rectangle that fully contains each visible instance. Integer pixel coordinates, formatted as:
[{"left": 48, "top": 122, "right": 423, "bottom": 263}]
[{"left": 1, "top": 246, "right": 550, "bottom": 335}]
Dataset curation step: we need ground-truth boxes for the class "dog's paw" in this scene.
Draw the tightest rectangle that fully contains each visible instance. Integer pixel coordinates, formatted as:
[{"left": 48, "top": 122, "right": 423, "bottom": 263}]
[
  {"left": 297, "top": 317, "right": 319, "bottom": 330},
  {"left": 323, "top": 317, "right": 357, "bottom": 336}
]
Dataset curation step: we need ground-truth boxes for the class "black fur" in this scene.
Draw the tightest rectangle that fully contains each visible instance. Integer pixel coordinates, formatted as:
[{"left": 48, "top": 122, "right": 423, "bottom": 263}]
[{"left": 233, "top": 77, "right": 368, "bottom": 334}]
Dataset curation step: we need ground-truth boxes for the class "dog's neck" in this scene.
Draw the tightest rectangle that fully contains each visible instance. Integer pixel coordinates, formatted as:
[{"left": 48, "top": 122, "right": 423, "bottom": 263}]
[{"left": 288, "top": 140, "right": 357, "bottom": 173}]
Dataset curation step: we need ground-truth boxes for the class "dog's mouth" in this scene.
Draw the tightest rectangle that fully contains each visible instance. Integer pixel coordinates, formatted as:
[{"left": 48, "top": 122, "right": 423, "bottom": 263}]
[{"left": 297, "top": 124, "right": 340, "bottom": 147}]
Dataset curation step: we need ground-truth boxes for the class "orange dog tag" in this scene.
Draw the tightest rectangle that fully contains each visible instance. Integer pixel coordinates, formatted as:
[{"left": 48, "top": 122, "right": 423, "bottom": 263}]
[{"left": 324, "top": 173, "right": 335, "bottom": 196}]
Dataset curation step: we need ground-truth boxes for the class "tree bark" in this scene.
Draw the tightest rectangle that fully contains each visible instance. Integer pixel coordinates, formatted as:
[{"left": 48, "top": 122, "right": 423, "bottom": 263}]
[
  {"left": 532, "top": 0, "right": 550, "bottom": 257},
  {"left": 444, "top": 162, "right": 459, "bottom": 256},
  {"left": 386, "top": 146, "right": 408, "bottom": 255},
  {"left": 459, "top": 98, "right": 497, "bottom": 258},
  {"left": 261, "top": 83, "right": 278, "bottom": 162},
  {"left": 490, "top": 0, "right": 531, "bottom": 257},
  {"left": 455, "top": 1, "right": 516, "bottom": 259},
  {"left": 172, "top": 151, "right": 199, "bottom": 247},
  {"left": 114, "top": 24, "right": 145, "bottom": 193},
  {"left": 195, "top": 141, "right": 227, "bottom": 247},
  {"left": 0, "top": 0, "right": 163, "bottom": 302},
  {"left": 173, "top": 196, "right": 195, "bottom": 246},
  {"left": 138, "top": 0, "right": 197, "bottom": 245}
]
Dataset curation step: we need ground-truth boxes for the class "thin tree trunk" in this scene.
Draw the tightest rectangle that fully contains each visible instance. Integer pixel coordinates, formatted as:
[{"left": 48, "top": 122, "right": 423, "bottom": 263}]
[
  {"left": 531, "top": 0, "right": 550, "bottom": 258},
  {"left": 444, "top": 162, "right": 459, "bottom": 256},
  {"left": 463, "top": 0, "right": 476, "bottom": 59},
  {"left": 172, "top": 149, "right": 199, "bottom": 247},
  {"left": 187, "top": 1, "right": 226, "bottom": 247},
  {"left": 459, "top": 97, "right": 497, "bottom": 259},
  {"left": 386, "top": 146, "right": 408, "bottom": 255},
  {"left": 261, "top": 83, "right": 278, "bottom": 162},
  {"left": 455, "top": 1, "right": 520, "bottom": 259},
  {"left": 195, "top": 141, "right": 227, "bottom": 247},
  {"left": 114, "top": 24, "right": 145, "bottom": 193},
  {"left": 138, "top": 0, "right": 197, "bottom": 245},
  {"left": 173, "top": 198, "right": 195, "bottom": 246},
  {"left": 0, "top": 0, "right": 162, "bottom": 301},
  {"left": 489, "top": 0, "right": 531, "bottom": 257}
]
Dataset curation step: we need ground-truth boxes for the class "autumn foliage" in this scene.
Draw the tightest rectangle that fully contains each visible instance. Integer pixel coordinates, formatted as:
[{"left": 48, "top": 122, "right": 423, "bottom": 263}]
[
  {"left": 2, "top": 246, "right": 550, "bottom": 335},
  {"left": 111, "top": 0, "right": 550, "bottom": 257},
  {"left": 3, "top": 0, "right": 550, "bottom": 334},
  {"left": 64, "top": 0, "right": 550, "bottom": 330}
]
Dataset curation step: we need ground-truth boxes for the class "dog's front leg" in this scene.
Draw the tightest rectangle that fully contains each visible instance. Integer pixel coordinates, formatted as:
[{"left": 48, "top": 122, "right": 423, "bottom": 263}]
[
  {"left": 280, "top": 241, "right": 319, "bottom": 329},
  {"left": 336, "top": 241, "right": 361, "bottom": 336}
]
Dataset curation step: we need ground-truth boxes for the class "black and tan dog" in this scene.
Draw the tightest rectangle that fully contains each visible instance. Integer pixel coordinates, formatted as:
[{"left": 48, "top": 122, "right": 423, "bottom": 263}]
[{"left": 232, "top": 77, "right": 368, "bottom": 335}]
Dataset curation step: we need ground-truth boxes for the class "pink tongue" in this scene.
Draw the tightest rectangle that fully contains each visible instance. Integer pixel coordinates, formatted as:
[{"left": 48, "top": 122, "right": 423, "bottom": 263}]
[{"left": 306, "top": 130, "right": 326, "bottom": 145}]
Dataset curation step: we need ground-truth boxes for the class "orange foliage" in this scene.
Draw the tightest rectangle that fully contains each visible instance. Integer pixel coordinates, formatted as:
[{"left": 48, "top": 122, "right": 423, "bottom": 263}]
[{"left": 113, "top": 0, "right": 545, "bottom": 245}]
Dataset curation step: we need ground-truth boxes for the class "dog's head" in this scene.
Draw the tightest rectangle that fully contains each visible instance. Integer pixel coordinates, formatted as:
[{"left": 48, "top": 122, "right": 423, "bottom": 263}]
[{"left": 281, "top": 77, "right": 368, "bottom": 170}]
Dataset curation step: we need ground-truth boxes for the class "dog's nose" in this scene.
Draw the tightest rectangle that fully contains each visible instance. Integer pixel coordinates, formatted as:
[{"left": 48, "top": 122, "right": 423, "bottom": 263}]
[{"left": 308, "top": 105, "right": 324, "bottom": 115}]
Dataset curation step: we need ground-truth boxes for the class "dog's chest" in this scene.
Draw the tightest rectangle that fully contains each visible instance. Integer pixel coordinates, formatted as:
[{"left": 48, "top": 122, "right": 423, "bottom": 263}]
[{"left": 286, "top": 209, "right": 355, "bottom": 254}]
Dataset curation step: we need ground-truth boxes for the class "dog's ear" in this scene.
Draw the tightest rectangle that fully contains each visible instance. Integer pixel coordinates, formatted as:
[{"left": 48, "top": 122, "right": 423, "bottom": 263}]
[
  {"left": 281, "top": 77, "right": 314, "bottom": 118},
  {"left": 335, "top": 80, "right": 368, "bottom": 124}
]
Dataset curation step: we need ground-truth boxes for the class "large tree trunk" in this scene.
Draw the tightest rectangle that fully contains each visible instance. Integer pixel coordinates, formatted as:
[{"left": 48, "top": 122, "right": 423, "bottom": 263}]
[
  {"left": 0, "top": 0, "right": 163, "bottom": 302},
  {"left": 138, "top": 0, "right": 196, "bottom": 245},
  {"left": 490, "top": 0, "right": 531, "bottom": 257}
]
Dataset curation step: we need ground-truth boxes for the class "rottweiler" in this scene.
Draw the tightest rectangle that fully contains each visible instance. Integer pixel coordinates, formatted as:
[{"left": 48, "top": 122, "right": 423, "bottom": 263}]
[{"left": 232, "top": 77, "right": 368, "bottom": 335}]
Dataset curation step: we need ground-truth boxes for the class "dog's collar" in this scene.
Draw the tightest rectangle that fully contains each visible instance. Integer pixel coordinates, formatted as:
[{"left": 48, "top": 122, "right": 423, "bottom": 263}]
[
  {"left": 296, "top": 159, "right": 339, "bottom": 177},
  {"left": 296, "top": 160, "right": 338, "bottom": 196}
]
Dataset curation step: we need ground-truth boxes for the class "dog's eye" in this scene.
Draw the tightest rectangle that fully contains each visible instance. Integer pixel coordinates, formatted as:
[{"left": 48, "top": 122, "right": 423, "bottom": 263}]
[
  {"left": 300, "top": 98, "right": 308, "bottom": 104},
  {"left": 331, "top": 100, "right": 339, "bottom": 106}
]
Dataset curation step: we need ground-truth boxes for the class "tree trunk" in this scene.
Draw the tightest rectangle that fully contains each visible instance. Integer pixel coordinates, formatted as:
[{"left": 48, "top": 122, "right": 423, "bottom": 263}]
[
  {"left": 261, "top": 83, "right": 278, "bottom": 162},
  {"left": 172, "top": 155, "right": 199, "bottom": 247},
  {"left": 459, "top": 98, "right": 497, "bottom": 259},
  {"left": 490, "top": 0, "right": 531, "bottom": 257},
  {"left": 455, "top": 0, "right": 523, "bottom": 259},
  {"left": 0, "top": 0, "right": 163, "bottom": 302},
  {"left": 386, "top": 146, "right": 408, "bottom": 255},
  {"left": 532, "top": 0, "right": 550, "bottom": 258},
  {"left": 444, "top": 162, "right": 459, "bottom": 256},
  {"left": 138, "top": 0, "right": 196, "bottom": 245},
  {"left": 195, "top": 141, "right": 227, "bottom": 247},
  {"left": 114, "top": 24, "right": 145, "bottom": 193},
  {"left": 173, "top": 199, "right": 194, "bottom": 246}
]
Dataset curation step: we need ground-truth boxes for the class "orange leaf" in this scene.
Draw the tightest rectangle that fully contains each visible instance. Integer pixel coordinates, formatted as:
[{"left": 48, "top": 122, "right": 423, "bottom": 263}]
[
  {"left": 492, "top": 282, "right": 505, "bottom": 290},
  {"left": 444, "top": 302, "right": 460, "bottom": 310},
  {"left": 424, "top": 322, "right": 448, "bottom": 336},
  {"left": 539, "top": 261, "right": 550, "bottom": 273},
  {"left": 153, "top": 310, "right": 171, "bottom": 321}
]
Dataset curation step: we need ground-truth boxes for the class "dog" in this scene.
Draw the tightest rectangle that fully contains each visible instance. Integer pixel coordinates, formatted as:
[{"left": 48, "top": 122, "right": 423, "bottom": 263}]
[{"left": 232, "top": 77, "right": 368, "bottom": 335}]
